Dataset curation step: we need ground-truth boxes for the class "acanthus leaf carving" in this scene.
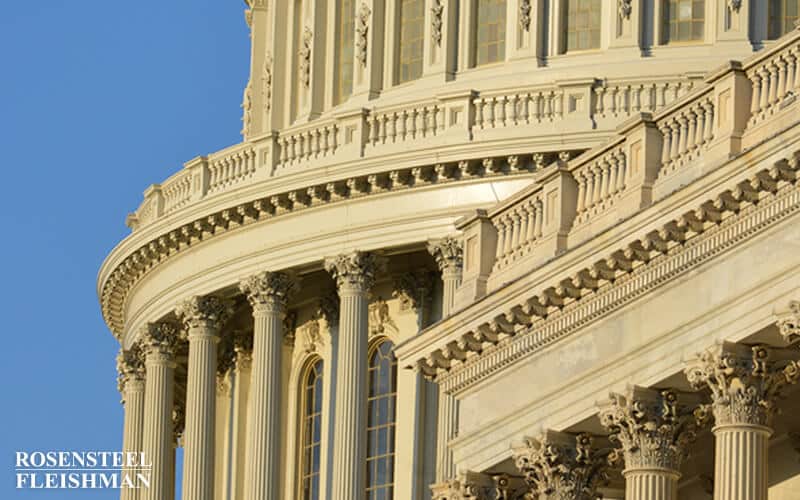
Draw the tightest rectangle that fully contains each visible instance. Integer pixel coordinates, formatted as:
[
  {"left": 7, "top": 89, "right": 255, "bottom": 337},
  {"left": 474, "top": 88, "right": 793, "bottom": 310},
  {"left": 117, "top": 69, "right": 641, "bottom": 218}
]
[
  {"left": 239, "top": 271, "right": 298, "bottom": 312},
  {"left": 428, "top": 236, "right": 463, "bottom": 274},
  {"left": 393, "top": 270, "right": 435, "bottom": 312},
  {"left": 324, "top": 251, "right": 385, "bottom": 293},
  {"left": 777, "top": 300, "right": 800, "bottom": 345},
  {"left": 176, "top": 295, "right": 234, "bottom": 332},
  {"left": 355, "top": 3, "right": 371, "bottom": 67},
  {"left": 116, "top": 344, "right": 145, "bottom": 394},
  {"left": 139, "top": 321, "right": 182, "bottom": 358}
]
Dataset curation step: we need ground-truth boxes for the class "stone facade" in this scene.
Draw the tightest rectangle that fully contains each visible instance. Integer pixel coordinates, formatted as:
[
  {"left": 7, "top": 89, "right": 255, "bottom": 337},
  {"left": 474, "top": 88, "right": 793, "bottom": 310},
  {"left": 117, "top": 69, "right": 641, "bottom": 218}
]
[{"left": 100, "top": 3, "right": 800, "bottom": 499}]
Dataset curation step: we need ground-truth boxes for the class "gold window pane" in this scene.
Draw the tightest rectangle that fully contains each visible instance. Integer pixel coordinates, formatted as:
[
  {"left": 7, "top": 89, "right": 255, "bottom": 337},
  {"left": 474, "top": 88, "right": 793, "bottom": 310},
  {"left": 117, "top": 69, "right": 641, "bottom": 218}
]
[
  {"left": 566, "top": 0, "right": 602, "bottom": 52},
  {"left": 475, "top": 0, "right": 507, "bottom": 66},
  {"left": 398, "top": 0, "right": 424, "bottom": 83},
  {"left": 334, "top": 0, "right": 355, "bottom": 105},
  {"left": 663, "top": 0, "right": 704, "bottom": 43}
]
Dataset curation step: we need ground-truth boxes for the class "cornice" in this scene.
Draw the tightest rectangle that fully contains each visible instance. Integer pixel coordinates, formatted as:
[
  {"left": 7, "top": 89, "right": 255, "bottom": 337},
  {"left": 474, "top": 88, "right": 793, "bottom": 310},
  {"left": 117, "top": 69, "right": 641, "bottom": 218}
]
[
  {"left": 98, "top": 152, "right": 572, "bottom": 338},
  {"left": 412, "top": 144, "right": 800, "bottom": 395}
]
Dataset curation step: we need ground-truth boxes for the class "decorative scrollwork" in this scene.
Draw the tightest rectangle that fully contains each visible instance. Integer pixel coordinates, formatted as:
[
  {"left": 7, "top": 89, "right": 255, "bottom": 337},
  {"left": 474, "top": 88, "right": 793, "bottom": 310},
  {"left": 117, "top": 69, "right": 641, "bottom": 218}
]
[
  {"left": 298, "top": 27, "right": 313, "bottom": 89},
  {"left": 618, "top": 0, "right": 632, "bottom": 19},
  {"left": 519, "top": 0, "right": 531, "bottom": 31},
  {"left": 431, "top": 0, "right": 444, "bottom": 45},
  {"left": 355, "top": 3, "right": 371, "bottom": 67}
]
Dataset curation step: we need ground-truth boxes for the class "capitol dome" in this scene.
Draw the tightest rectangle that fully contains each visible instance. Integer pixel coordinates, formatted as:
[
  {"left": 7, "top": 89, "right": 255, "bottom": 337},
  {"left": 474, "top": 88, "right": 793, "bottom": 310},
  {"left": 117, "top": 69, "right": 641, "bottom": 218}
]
[{"left": 102, "top": 1, "right": 800, "bottom": 499}]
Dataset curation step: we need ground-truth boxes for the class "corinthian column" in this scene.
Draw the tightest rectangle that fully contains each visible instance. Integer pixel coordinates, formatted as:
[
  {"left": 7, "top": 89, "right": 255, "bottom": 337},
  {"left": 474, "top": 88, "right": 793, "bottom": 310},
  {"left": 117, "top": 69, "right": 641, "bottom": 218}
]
[
  {"left": 599, "top": 386, "right": 703, "bottom": 500},
  {"left": 229, "top": 330, "right": 253, "bottom": 500},
  {"left": 140, "top": 321, "right": 180, "bottom": 500},
  {"left": 513, "top": 430, "right": 610, "bottom": 500},
  {"left": 239, "top": 272, "right": 297, "bottom": 500},
  {"left": 685, "top": 342, "right": 800, "bottom": 500},
  {"left": 176, "top": 296, "right": 233, "bottom": 500},
  {"left": 118, "top": 345, "right": 146, "bottom": 500},
  {"left": 428, "top": 236, "right": 463, "bottom": 482},
  {"left": 325, "top": 251, "right": 385, "bottom": 500}
]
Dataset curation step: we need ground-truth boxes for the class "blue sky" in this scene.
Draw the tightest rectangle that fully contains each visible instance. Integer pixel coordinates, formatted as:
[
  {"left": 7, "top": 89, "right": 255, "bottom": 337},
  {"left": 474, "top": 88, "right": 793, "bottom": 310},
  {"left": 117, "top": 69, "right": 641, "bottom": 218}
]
[{"left": 1, "top": 1, "right": 249, "bottom": 497}]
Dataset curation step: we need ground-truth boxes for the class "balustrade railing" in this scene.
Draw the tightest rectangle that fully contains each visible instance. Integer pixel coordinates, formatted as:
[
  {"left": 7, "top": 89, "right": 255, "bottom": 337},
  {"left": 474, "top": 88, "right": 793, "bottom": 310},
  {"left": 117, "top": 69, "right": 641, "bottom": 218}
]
[
  {"left": 207, "top": 145, "right": 257, "bottom": 194},
  {"left": 492, "top": 192, "right": 545, "bottom": 271},
  {"left": 367, "top": 102, "right": 443, "bottom": 145},
  {"left": 593, "top": 78, "right": 699, "bottom": 119},
  {"left": 474, "top": 90, "right": 564, "bottom": 129},
  {"left": 656, "top": 90, "right": 715, "bottom": 178},
  {"left": 746, "top": 31, "right": 800, "bottom": 127},
  {"left": 573, "top": 142, "right": 628, "bottom": 226},
  {"left": 277, "top": 122, "right": 339, "bottom": 166},
  {"left": 161, "top": 171, "right": 193, "bottom": 215}
]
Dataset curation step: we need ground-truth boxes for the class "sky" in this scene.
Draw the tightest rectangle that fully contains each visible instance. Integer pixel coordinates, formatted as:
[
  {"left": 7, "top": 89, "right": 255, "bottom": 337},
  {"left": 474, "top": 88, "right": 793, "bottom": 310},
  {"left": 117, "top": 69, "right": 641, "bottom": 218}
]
[{"left": 0, "top": 1, "right": 249, "bottom": 497}]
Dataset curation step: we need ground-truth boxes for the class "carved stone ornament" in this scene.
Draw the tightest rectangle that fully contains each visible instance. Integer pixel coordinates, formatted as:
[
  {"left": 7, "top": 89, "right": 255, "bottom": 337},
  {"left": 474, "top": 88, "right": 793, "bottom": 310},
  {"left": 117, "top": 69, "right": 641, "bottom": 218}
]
[
  {"left": 618, "top": 0, "right": 632, "bottom": 19},
  {"left": 393, "top": 270, "right": 434, "bottom": 311},
  {"left": 176, "top": 295, "right": 234, "bottom": 331},
  {"left": 302, "top": 315, "right": 324, "bottom": 353},
  {"left": 368, "top": 297, "right": 399, "bottom": 337},
  {"left": 116, "top": 345, "right": 145, "bottom": 394},
  {"left": 513, "top": 431, "right": 610, "bottom": 500},
  {"left": 262, "top": 53, "right": 273, "bottom": 113},
  {"left": 172, "top": 405, "right": 185, "bottom": 447},
  {"left": 777, "top": 300, "right": 800, "bottom": 345},
  {"left": 684, "top": 342, "right": 800, "bottom": 427},
  {"left": 140, "top": 321, "right": 181, "bottom": 358},
  {"left": 244, "top": 8, "right": 253, "bottom": 29},
  {"left": 283, "top": 310, "right": 298, "bottom": 346},
  {"left": 239, "top": 271, "right": 298, "bottom": 312},
  {"left": 431, "top": 471, "right": 493, "bottom": 500},
  {"left": 727, "top": 0, "right": 742, "bottom": 12},
  {"left": 519, "top": 0, "right": 531, "bottom": 31},
  {"left": 241, "top": 80, "right": 253, "bottom": 137},
  {"left": 233, "top": 329, "right": 254, "bottom": 366},
  {"left": 317, "top": 291, "right": 340, "bottom": 325},
  {"left": 598, "top": 386, "right": 705, "bottom": 471},
  {"left": 298, "top": 27, "right": 313, "bottom": 89},
  {"left": 217, "top": 334, "right": 237, "bottom": 378},
  {"left": 355, "top": 3, "right": 371, "bottom": 67},
  {"left": 431, "top": 0, "right": 444, "bottom": 46},
  {"left": 324, "top": 251, "right": 385, "bottom": 293},
  {"left": 428, "top": 237, "right": 464, "bottom": 274}
]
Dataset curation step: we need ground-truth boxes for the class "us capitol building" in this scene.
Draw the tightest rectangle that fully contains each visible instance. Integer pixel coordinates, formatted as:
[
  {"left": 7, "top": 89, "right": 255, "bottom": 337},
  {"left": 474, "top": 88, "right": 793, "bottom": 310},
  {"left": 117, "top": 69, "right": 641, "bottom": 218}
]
[{"left": 101, "top": 0, "right": 800, "bottom": 499}]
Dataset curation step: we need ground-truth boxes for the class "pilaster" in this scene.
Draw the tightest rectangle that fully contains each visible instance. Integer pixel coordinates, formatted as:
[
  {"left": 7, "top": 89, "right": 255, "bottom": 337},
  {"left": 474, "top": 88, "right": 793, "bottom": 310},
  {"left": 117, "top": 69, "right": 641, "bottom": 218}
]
[
  {"left": 239, "top": 272, "right": 298, "bottom": 500},
  {"left": 118, "top": 345, "right": 146, "bottom": 500},
  {"left": 176, "top": 296, "right": 234, "bottom": 500},
  {"left": 230, "top": 330, "right": 253, "bottom": 500}
]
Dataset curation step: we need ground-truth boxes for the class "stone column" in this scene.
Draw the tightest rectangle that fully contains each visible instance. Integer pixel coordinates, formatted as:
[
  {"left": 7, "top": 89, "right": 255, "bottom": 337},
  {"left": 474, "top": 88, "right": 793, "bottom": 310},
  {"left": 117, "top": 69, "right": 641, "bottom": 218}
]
[
  {"left": 513, "top": 430, "right": 610, "bottom": 500},
  {"left": 215, "top": 341, "right": 236, "bottom": 500},
  {"left": 599, "top": 386, "right": 703, "bottom": 500},
  {"left": 428, "top": 237, "right": 463, "bottom": 482},
  {"left": 118, "top": 346, "right": 146, "bottom": 500},
  {"left": 239, "top": 272, "right": 297, "bottom": 500},
  {"left": 230, "top": 330, "right": 253, "bottom": 500},
  {"left": 176, "top": 296, "right": 233, "bottom": 500},
  {"left": 140, "top": 321, "right": 180, "bottom": 500},
  {"left": 325, "top": 251, "right": 384, "bottom": 500},
  {"left": 685, "top": 342, "right": 800, "bottom": 500}
]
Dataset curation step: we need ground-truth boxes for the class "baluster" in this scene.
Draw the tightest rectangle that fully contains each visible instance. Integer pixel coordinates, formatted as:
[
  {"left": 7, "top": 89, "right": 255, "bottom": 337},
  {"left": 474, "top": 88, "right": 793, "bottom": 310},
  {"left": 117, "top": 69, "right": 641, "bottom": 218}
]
[
  {"left": 534, "top": 199, "right": 544, "bottom": 238},
  {"left": 759, "top": 68, "right": 770, "bottom": 115},
  {"left": 576, "top": 173, "right": 587, "bottom": 216},
  {"left": 517, "top": 206, "right": 528, "bottom": 249},
  {"left": 532, "top": 93, "right": 541, "bottom": 122},
  {"left": 369, "top": 115, "right": 378, "bottom": 145},
  {"left": 632, "top": 85, "right": 641, "bottom": 112},
  {"left": 599, "top": 160, "right": 611, "bottom": 203},
  {"left": 485, "top": 98, "right": 494, "bottom": 128},
  {"left": 408, "top": 109, "right": 417, "bottom": 139},
  {"left": 525, "top": 201, "right": 536, "bottom": 243},
  {"left": 330, "top": 125, "right": 338, "bottom": 151},
  {"left": 615, "top": 151, "right": 627, "bottom": 192},
  {"left": 396, "top": 111, "right": 405, "bottom": 140},
  {"left": 669, "top": 121, "right": 680, "bottom": 162},
  {"left": 508, "top": 95, "right": 517, "bottom": 125},
  {"left": 607, "top": 157, "right": 619, "bottom": 197},
  {"left": 279, "top": 138, "right": 287, "bottom": 163},
  {"left": 750, "top": 73, "right": 762, "bottom": 117},
  {"left": 659, "top": 125, "right": 671, "bottom": 166},
  {"left": 777, "top": 58, "right": 788, "bottom": 101},
  {"left": 502, "top": 215, "right": 513, "bottom": 258},
  {"left": 693, "top": 107, "right": 705, "bottom": 148},
  {"left": 387, "top": 113, "right": 396, "bottom": 142},
  {"left": 494, "top": 220, "right": 506, "bottom": 261},
  {"left": 609, "top": 87, "right": 618, "bottom": 115},
  {"left": 521, "top": 93, "right": 530, "bottom": 124},
  {"left": 474, "top": 98, "right": 483, "bottom": 129},
  {"left": 784, "top": 53, "right": 797, "bottom": 95},
  {"left": 510, "top": 212, "right": 521, "bottom": 256},
  {"left": 686, "top": 111, "right": 698, "bottom": 151},
  {"left": 555, "top": 91, "right": 564, "bottom": 118},
  {"left": 678, "top": 115, "right": 689, "bottom": 157},
  {"left": 583, "top": 170, "right": 595, "bottom": 211},
  {"left": 703, "top": 102, "right": 714, "bottom": 143},
  {"left": 594, "top": 87, "right": 605, "bottom": 117},
  {"left": 495, "top": 97, "right": 505, "bottom": 127},
  {"left": 794, "top": 48, "right": 800, "bottom": 90},
  {"left": 767, "top": 63, "right": 779, "bottom": 107}
]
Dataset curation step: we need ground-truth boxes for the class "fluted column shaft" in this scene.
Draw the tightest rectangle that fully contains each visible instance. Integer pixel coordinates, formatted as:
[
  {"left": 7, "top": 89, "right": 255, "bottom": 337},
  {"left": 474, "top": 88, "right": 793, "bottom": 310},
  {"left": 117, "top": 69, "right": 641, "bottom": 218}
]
[
  {"left": 244, "top": 302, "right": 285, "bottom": 500},
  {"left": 428, "top": 237, "right": 463, "bottom": 483},
  {"left": 121, "top": 377, "right": 145, "bottom": 500},
  {"left": 239, "top": 272, "right": 295, "bottom": 500},
  {"left": 713, "top": 424, "right": 770, "bottom": 500},
  {"left": 182, "top": 324, "right": 220, "bottom": 500},
  {"left": 230, "top": 351, "right": 252, "bottom": 500},
  {"left": 141, "top": 350, "right": 176, "bottom": 500},
  {"left": 624, "top": 469, "right": 679, "bottom": 500},
  {"left": 333, "top": 282, "right": 370, "bottom": 499}
]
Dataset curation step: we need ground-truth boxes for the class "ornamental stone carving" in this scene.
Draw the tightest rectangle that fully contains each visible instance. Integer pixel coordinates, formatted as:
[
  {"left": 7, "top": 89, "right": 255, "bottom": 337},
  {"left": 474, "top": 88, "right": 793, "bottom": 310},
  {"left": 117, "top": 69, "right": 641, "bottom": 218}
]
[
  {"left": 684, "top": 342, "right": 800, "bottom": 427},
  {"left": 393, "top": 270, "right": 434, "bottom": 311},
  {"left": 368, "top": 297, "right": 399, "bottom": 336},
  {"left": 176, "top": 295, "right": 234, "bottom": 331},
  {"left": 519, "top": 0, "right": 531, "bottom": 31},
  {"left": 239, "top": 271, "right": 298, "bottom": 312},
  {"left": 116, "top": 345, "right": 145, "bottom": 393},
  {"left": 140, "top": 321, "right": 182, "bottom": 358},
  {"left": 778, "top": 300, "right": 800, "bottom": 344},
  {"left": 513, "top": 431, "right": 610, "bottom": 500},
  {"left": 302, "top": 315, "right": 324, "bottom": 353},
  {"left": 324, "top": 251, "right": 385, "bottom": 293},
  {"left": 599, "top": 386, "right": 705, "bottom": 471},
  {"left": 431, "top": 0, "right": 444, "bottom": 45},
  {"left": 727, "top": 0, "right": 742, "bottom": 12},
  {"left": 618, "top": 0, "right": 632, "bottom": 19},
  {"left": 262, "top": 53, "right": 272, "bottom": 112},
  {"left": 172, "top": 405, "right": 185, "bottom": 447},
  {"left": 232, "top": 329, "right": 254, "bottom": 365},
  {"left": 298, "top": 27, "right": 313, "bottom": 89},
  {"left": 355, "top": 3, "right": 371, "bottom": 67},
  {"left": 241, "top": 80, "right": 252, "bottom": 137},
  {"left": 428, "top": 237, "right": 463, "bottom": 274},
  {"left": 431, "top": 470, "right": 493, "bottom": 500},
  {"left": 317, "top": 290, "right": 340, "bottom": 325}
]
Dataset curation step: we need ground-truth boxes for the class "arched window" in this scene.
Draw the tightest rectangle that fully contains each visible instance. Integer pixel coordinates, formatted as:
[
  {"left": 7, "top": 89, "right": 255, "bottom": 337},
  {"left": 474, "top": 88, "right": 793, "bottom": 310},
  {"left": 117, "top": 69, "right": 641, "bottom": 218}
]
[
  {"left": 769, "top": 0, "right": 799, "bottom": 39},
  {"left": 366, "top": 340, "right": 397, "bottom": 500},
  {"left": 300, "top": 359, "right": 324, "bottom": 500},
  {"left": 475, "top": 0, "right": 507, "bottom": 66},
  {"left": 334, "top": 0, "right": 356, "bottom": 105},
  {"left": 398, "top": 0, "right": 425, "bottom": 83},
  {"left": 663, "top": 0, "right": 704, "bottom": 43},
  {"left": 565, "top": 0, "right": 602, "bottom": 52}
]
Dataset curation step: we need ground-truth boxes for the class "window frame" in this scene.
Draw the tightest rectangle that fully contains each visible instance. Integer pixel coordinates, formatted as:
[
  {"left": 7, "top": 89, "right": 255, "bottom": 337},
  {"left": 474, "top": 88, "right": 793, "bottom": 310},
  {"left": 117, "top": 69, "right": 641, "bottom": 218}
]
[
  {"left": 365, "top": 338, "right": 398, "bottom": 500},
  {"left": 660, "top": 0, "right": 707, "bottom": 45},
  {"left": 297, "top": 357, "right": 324, "bottom": 500},
  {"left": 563, "top": 0, "right": 604, "bottom": 53}
]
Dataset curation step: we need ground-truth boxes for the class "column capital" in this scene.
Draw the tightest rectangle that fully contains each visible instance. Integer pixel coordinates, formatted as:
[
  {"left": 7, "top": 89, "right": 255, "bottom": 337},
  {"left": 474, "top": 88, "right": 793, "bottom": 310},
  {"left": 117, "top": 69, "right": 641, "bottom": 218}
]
[
  {"left": 513, "top": 430, "right": 610, "bottom": 500},
  {"left": 599, "top": 386, "right": 705, "bottom": 472},
  {"left": 777, "top": 300, "right": 800, "bottom": 345},
  {"left": 324, "top": 251, "right": 386, "bottom": 293},
  {"left": 139, "top": 321, "right": 182, "bottom": 359},
  {"left": 232, "top": 329, "right": 254, "bottom": 368},
  {"left": 316, "top": 290, "right": 340, "bottom": 325},
  {"left": 427, "top": 236, "right": 463, "bottom": 274},
  {"left": 116, "top": 344, "right": 145, "bottom": 394},
  {"left": 238, "top": 271, "right": 298, "bottom": 313},
  {"left": 176, "top": 295, "right": 234, "bottom": 332},
  {"left": 393, "top": 269, "right": 435, "bottom": 311},
  {"left": 430, "top": 470, "right": 492, "bottom": 500},
  {"left": 684, "top": 342, "right": 800, "bottom": 427}
]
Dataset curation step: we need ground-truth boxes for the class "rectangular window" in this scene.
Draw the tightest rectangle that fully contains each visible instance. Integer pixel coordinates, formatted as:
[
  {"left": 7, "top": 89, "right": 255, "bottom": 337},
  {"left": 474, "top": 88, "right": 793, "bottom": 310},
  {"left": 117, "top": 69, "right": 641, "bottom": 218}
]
[
  {"left": 334, "top": 0, "right": 356, "bottom": 105},
  {"left": 398, "top": 0, "right": 424, "bottom": 83},
  {"left": 663, "top": 0, "right": 705, "bottom": 43},
  {"left": 475, "top": 0, "right": 506, "bottom": 66},
  {"left": 769, "top": 0, "right": 800, "bottom": 39},
  {"left": 565, "top": 0, "right": 602, "bottom": 52}
]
